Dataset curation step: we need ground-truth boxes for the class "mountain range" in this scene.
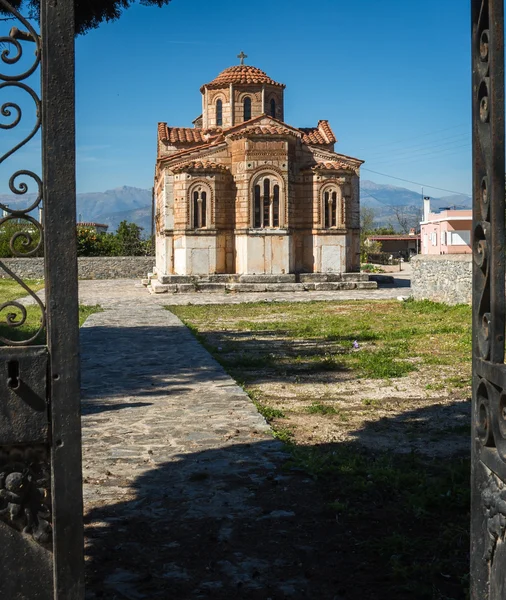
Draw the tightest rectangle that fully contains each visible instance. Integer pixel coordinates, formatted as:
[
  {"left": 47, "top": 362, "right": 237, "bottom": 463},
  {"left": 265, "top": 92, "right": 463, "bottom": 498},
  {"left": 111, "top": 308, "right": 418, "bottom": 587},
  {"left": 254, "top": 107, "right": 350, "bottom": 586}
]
[{"left": 0, "top": 181, "right": 472, "bottom": 234}]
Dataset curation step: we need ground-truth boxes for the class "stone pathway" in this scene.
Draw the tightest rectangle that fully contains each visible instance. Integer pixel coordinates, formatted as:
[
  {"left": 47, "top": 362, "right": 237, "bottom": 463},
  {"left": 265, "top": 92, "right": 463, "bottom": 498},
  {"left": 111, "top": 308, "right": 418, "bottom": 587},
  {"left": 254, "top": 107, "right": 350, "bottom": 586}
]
[
  {"left": 75, "top": 275, "right": 411, "bottom": 308},
  {"left": 74, "top": 278, "right": 411, "bottom": 598}
]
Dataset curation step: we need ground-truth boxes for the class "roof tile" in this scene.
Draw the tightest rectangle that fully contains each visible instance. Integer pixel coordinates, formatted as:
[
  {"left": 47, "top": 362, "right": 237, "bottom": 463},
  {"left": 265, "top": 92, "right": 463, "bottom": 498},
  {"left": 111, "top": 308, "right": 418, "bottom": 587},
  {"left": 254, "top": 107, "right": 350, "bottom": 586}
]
[
  {"left": 299, "top": 121, "right": 337, "bottom": 145},
  {"left": 158, "top": 123, "right": 207, "bottom": 145},
  {"left": 202, "top": 65, "right": 285, "bottom": 91},
  {"left": 228, "top": 124, "right": 299, "bottom": 140},
  {"left": 312, "top": 161, "right": 354, "bottom": 171}
]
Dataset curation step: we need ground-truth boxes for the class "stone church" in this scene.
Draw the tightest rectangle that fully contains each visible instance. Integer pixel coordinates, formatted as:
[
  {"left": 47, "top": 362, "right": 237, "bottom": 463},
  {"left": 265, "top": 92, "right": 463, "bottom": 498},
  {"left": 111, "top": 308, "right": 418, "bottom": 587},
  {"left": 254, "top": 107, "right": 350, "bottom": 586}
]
[{"left": 154, "top": 57, "right": 363, "bottom": 277}]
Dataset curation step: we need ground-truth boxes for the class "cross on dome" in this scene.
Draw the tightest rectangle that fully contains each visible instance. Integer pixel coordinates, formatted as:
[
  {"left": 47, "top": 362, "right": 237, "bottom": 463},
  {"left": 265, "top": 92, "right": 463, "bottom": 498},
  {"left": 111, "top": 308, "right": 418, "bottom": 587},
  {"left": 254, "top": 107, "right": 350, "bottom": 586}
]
[{"left": 237, "top": 51, "right": 248, "bottom": 65}]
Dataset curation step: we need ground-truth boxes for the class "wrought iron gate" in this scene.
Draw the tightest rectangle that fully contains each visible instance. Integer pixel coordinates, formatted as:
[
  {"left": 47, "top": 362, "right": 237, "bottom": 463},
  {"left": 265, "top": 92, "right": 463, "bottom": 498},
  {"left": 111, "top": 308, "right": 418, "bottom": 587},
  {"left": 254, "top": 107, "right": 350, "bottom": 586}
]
[
  {"left": 0, "top": 1, "right": 83, "bottom": 598},
  {"left": 471, "top": 1, "right": 506, "bottom": 598}
]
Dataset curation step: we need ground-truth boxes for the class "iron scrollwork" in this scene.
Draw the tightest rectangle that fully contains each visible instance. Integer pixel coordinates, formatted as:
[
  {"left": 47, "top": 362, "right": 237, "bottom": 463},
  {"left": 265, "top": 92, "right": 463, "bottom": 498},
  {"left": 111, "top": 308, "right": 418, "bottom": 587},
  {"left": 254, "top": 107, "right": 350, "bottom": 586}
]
[
  {"left": 0, "top": 445, "right": 52, "bottom": 546},
  {"left": 0, "top": 0, "right": 45, "bottom": 345},
  {"left": 472, "top": 0, "right": 506, "bottom": 595}
]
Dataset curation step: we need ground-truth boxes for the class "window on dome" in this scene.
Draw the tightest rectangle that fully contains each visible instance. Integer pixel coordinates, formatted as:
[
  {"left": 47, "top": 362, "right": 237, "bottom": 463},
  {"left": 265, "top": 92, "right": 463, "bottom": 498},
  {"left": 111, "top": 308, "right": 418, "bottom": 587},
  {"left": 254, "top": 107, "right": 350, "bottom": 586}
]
[
  {"left": 253, "top": 175, "right": 282, "bottom": 228},
  {"left": 270, "top": 98, "right": 276, "bottom": 118},
  {"left": 216, "top": 99, "right": 222, "bottom": 127},
  {"left": 244, "top": 97, "right": 252, "bottom": 121}
]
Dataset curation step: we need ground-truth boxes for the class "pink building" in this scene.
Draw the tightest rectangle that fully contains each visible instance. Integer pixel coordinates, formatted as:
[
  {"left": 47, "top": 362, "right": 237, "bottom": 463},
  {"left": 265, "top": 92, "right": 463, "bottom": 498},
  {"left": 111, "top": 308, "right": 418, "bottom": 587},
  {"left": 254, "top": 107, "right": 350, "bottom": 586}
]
[{"left": 420, "top": 198, "right": 472, "bottom": 255}]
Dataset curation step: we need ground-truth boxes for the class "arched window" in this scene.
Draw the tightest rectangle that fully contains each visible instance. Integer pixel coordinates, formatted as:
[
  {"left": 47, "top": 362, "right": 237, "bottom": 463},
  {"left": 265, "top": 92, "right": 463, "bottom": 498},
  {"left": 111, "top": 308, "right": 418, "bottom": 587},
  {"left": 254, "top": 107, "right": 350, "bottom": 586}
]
[
  {"left": 253, "top": 174, "right": 282, "bottom": 228},
  {"left": 192, "top": 188, "right": 207, "bottom": 229},
  {"left": 216, "top": 99, "right": 223, "bottom": 127},
  {"left": 270, "top": 98, "right": 276, "bottom": 118},
  {"left": 243, "top": 97, "right": 252, "bottom": 121},
  {"left": 323, "top": 187, "right": 341, "bottom": 228}
]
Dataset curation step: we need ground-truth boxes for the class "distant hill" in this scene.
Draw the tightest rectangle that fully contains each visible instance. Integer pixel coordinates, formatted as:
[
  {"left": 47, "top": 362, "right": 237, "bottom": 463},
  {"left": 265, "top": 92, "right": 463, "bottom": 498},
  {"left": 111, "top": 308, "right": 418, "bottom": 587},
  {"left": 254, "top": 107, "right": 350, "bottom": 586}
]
[
  {"left": 360, "top": 180, "right": 471, "bottom": 229},
  {"left": 0, "top": 185, "right": 153, "bottom": 236},
  {"left": 0, "top": 181, "right": 472, "bottom": 234}
]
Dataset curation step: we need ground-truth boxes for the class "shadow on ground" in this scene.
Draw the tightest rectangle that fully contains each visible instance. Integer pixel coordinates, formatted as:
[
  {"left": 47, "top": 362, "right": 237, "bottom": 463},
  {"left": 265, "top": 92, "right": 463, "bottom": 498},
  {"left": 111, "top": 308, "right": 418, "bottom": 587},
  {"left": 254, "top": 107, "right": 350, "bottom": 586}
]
[
  {"left": 84, "top": 404, "right": 470, "bottom": 600},
  {"left": 80, "top": 323, "right": 230, "bottom": 407}
]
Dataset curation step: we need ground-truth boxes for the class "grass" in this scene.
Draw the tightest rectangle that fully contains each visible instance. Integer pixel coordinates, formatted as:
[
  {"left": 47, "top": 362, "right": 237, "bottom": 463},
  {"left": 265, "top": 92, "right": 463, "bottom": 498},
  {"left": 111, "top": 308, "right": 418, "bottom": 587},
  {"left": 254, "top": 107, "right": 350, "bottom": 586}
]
[
  {"left": 306, "top": 401, "right": 339, "bottom": 415},
  {"left": 168, "top": 298, "right": 472, "bottom": 599},
  {"left": 288, "top": 444, "right": 470, "bottom": 597},
  {"left": 169, "top": 298, "right": 471, "bottom": 382},
  {"left": 0, "top": 279, "right": 101, "bottom": 344}
]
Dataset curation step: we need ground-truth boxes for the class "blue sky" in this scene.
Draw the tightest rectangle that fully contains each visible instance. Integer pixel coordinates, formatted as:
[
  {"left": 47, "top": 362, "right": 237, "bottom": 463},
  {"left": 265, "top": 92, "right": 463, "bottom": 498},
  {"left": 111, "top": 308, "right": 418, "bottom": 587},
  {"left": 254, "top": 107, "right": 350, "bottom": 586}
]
[{"left": 3, "top": 0, "right": 471, "bottom": 197}]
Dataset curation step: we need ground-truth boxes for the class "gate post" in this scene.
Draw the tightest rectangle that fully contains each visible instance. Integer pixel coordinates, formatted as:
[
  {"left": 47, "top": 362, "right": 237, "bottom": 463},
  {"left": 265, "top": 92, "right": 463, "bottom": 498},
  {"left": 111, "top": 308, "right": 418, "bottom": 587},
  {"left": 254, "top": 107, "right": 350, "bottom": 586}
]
[
  {"left": 471, "top": 1, "right": 506, "bottom": 598},
  {"left": 0, "top": 1, "right": 83, "bottom": 598},
  {"left": 41, "top": 1, "right": 84, "bottom": 597}
]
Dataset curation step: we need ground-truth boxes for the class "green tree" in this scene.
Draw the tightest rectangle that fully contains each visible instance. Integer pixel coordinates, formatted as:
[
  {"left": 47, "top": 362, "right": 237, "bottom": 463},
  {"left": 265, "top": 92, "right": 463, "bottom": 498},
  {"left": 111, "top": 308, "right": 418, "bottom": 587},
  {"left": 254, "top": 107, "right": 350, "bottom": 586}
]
[
  {"left": 372, "top": 225, "right": 396, "bottom": 235},
  {"left": 76, "top": 226, "right": 115, "bottom": 257},
  {"left": 360, "top": 207, "right": 380, "bottom": 262},
  {"left": 2, "top": 0, "right": 173, "bottom": 36},
  {"left": 115, "top": 220, "right": 144, "bottom": 256}
]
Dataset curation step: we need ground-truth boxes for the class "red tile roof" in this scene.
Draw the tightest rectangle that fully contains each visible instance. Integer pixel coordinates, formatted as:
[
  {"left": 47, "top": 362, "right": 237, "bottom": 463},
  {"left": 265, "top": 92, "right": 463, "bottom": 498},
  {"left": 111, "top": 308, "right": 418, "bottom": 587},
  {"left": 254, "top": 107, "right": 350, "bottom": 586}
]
[
  {"left": 312, "top": 161, "right": 354, "bottom": 171},
  {"left": 201, "top": 65, "right": 285, "bottom": 91},
  {"left": 172, "top": 160, "right": 229, "bottom": 173},
  {"left": 158, "top": 123, "right": 207, "bottom": 144},
  {"left": 228, "top": 124, "right": 300, "bottom": 140},
  {"left": 299, "top": 120, "right": 337, "bottom": 145},
  {"left": 77, "top": 222, "right": 109, "bottom": 229}
]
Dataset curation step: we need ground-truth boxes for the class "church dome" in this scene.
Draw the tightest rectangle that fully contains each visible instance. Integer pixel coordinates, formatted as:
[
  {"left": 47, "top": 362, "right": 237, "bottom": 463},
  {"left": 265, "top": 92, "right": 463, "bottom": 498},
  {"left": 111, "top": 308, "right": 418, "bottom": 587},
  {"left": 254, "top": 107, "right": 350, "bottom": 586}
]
[{"left": 201, "top": 65, "right": 285, "bottom": 91}]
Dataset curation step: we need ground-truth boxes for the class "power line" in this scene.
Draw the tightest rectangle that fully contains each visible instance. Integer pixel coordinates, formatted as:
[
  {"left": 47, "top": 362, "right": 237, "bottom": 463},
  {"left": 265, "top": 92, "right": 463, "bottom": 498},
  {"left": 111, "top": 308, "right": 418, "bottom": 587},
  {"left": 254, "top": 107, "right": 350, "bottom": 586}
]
[
  {"left": 358, "top": 123, "right": 468, "bottom": 152},
  {"left": 361, "top": 168, "right": 471, "bottom": 196},
  {"left": 370, "top": 142, "right": 471, "bottom": 168},
  {"left": 361, "top": 190, "right": 385, "bottom": 204},
  {"left": 367, "top": 136, "right": 470, "bottom": 164},
  {"left": 365, "top": 131, "right": 470, "bottom": 160}
]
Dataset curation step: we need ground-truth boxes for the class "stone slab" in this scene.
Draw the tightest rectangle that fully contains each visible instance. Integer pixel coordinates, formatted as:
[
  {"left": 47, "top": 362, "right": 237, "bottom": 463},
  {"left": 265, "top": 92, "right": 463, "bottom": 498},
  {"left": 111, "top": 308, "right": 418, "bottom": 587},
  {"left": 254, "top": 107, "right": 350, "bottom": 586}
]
[
  {"left": 208, "top": 274, "right": 241, "bottom": 283},
  {"left": 150, "top": 281, "right": 178, "bottom": 294},
  {"left": 356, "top": 281, "right": 378, "bottom": 290},
  {"left": 265, "top": 283, "right": 305, "bottom": 292},
  {"left": 313, "top": 282, "right": 356, "bottom": 291},
  {"left": 195, "top": 283, "right": 226, "bottom": 293},
  {"left": 298, "top": 273, "right": 342, "bottom": 283},
  {"left": 226, "top": 283, "right": 267, "bottom": 292},
  {"left": 159, "top": 275, "right": 195, "bottom": 284},
  {"left": 239, "top": 274, "right": 296, "bottom": 283},
  {"left": 177, "top": 283, "right": 197, "bottom": 293},
  {"left": 342, "top": 273, "right": 370, "bottom": 282}
]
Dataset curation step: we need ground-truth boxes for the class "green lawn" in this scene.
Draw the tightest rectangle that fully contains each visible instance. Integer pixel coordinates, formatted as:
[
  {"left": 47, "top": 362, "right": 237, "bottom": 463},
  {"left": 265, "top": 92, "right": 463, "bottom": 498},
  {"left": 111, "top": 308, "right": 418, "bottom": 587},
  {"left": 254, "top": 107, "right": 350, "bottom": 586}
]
[
  {"left": 0, "top": 279, "right": 100, "bottom": 344},
  {"left": 169, "top": 299, "right": 472, "bottom": 599}
]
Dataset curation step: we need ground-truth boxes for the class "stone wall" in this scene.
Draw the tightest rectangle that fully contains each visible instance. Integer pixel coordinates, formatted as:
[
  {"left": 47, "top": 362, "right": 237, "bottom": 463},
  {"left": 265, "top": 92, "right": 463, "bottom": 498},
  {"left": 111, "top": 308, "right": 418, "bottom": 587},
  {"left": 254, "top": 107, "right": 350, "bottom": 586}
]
[
  {"left": 411, "top": 254, "right": 472, "bottom": 305},
  {"left": 0, "top": 257, "right": 155, "bottom": 280}
]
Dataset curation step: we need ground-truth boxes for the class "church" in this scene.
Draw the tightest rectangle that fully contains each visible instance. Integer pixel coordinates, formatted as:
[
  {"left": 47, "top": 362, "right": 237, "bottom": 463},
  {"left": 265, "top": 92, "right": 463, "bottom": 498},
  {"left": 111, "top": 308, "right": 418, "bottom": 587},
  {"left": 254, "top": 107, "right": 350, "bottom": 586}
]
[{"left": 154, "top": 55, "right": 363, "bottom": 278}]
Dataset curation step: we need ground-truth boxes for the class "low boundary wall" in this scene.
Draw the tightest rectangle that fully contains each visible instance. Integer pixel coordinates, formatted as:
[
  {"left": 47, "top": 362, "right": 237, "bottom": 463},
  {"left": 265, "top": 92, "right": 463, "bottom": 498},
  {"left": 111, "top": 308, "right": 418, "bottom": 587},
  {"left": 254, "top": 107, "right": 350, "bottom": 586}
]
[
  {"left": 0, "top": 257, "right": 155, "bottom": 280},
  {"left": 411, "top": 254, "right": 472, "bottom": 305}
]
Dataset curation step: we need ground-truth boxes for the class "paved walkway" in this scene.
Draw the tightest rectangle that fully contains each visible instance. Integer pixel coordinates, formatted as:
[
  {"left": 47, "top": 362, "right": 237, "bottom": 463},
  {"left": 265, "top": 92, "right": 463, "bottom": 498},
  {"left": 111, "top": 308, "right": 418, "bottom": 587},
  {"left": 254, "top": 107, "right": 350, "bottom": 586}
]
[
  {"left": 77, "top": 278, "right": 410, "bottom": 598},
  {"left": 76, "top": 275, "right": 411, "bottom": 308}
]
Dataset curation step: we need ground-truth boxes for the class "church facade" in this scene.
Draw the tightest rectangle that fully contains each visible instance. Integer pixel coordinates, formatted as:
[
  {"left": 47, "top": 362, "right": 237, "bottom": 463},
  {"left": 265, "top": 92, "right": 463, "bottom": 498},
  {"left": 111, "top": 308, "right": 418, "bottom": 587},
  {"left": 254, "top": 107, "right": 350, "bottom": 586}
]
[{"left": 154, "top": 59, "right": 363, "bottom": 277}]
